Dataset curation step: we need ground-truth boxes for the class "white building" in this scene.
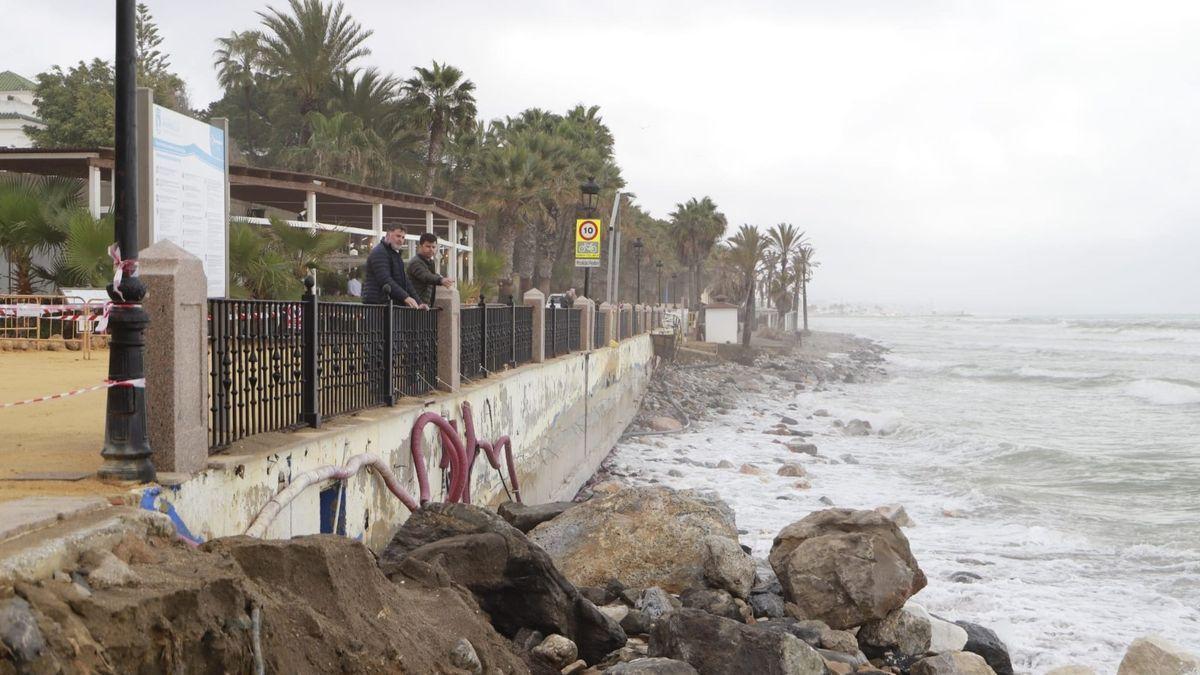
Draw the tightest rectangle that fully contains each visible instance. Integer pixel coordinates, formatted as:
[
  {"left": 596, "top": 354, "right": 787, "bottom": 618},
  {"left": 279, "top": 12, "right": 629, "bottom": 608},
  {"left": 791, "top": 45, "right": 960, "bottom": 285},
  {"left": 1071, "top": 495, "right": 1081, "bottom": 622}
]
[
  {"left": 703, "top": 302, "right": 739, "bottom": 344},
  {"left": 0, "top": 71, "right": 44, "bottom": 148}
]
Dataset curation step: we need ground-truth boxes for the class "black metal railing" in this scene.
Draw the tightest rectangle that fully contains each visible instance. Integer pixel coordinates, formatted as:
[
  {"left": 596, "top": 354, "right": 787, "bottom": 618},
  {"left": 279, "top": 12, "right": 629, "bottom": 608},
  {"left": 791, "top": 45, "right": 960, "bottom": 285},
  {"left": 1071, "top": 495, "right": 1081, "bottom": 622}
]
[
  {"left": 545, "top": 308, "right": 572, "bottom": 358},
  {"left": 460, "top": 304, "right": 483, "bottom": 380},
  {"left": 208, "top": 299, "right": 305, "bottom": 449},
  {"left": 568, "top": 308, "right": 582, "bottom": 351},
  {"left": 514, "top": 305, "right": 533, "bottom": 365},
  {"left": 619, "top": 308, "right": 631, "bottom": 339},
  {"left": 484, "top": 302, "right": 515, "bottom": 374},
  {"left": 208, "top": 290, "right": 438, "bottom": 451},
  {"left": 593, "top": 310, "right": 607, "bottom": 347}
]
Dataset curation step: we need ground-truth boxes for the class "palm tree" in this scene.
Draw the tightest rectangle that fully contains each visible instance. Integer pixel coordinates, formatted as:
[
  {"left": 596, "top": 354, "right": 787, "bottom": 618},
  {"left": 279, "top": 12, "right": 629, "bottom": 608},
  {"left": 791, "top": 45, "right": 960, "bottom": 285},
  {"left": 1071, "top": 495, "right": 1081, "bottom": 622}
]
[
  {"left": 401, "top": 61, "right": 478, "bottom": 196},
  {"left": 795, "top": 245, "right": 818, "bottom": 332},
  {"left": 727, "top": 225, "right": 767, "bottom": 347},
  {"left": 227, "top": 221, "right": 299, "bottom": 299},
  {"left": 213, "top": 30, "right": 264, "bottom": 155},
  {"left": 0, "top": 175, "right": 79, "bottom": 294},
  {"left": 281, "top": 111, "right": 385, "bottom": 183},
  {"left": 669, "top": 196, "right": 726, "bottom": 308},
  {"left": 267, "top": 217, "right": 348, "bottom": 280},
  {"left": 257, "top": 0, "right": 373, "bottom": 138},
  {"left": 331, "top": 67, "right": 398, "bottom": 130}
]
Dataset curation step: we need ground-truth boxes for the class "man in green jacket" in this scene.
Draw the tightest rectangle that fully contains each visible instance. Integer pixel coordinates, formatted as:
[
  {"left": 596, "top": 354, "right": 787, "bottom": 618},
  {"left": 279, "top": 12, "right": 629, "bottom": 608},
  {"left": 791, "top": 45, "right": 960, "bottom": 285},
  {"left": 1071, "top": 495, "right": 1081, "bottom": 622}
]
[{"left": 407, "top": 232, "right": 454, "bottom": 305}]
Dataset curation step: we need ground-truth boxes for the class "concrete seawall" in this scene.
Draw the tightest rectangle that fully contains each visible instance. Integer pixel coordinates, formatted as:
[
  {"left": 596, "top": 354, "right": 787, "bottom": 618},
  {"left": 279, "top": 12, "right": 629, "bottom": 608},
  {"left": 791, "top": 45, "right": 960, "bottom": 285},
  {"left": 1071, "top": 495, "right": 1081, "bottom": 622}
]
[{"left": 162, "top": 335, "right": 654, "bottom": 550}]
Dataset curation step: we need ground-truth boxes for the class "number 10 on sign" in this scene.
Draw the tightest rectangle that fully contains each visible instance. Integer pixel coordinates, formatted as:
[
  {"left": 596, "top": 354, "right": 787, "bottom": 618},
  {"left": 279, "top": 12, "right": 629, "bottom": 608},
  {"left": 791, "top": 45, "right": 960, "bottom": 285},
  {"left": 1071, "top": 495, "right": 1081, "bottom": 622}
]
[{"left": 575, "top": 218, "right": 602, "bottom": 268}]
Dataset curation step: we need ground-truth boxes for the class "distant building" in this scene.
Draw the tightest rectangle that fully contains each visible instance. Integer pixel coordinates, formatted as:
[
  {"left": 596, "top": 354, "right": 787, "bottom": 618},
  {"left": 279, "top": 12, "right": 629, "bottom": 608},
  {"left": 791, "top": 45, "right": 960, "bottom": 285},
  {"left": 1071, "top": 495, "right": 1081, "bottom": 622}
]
[{"left": 0, "top": 71, "right": 44, "bottom": 148}]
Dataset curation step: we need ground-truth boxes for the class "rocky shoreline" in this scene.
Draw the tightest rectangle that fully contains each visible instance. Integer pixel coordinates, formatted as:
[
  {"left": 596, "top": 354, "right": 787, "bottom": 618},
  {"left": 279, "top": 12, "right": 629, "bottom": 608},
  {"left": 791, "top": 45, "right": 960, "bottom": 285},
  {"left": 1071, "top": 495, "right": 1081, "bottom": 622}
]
[{"left": 2, "top": 332, "right": 1198, "bottom": 674}]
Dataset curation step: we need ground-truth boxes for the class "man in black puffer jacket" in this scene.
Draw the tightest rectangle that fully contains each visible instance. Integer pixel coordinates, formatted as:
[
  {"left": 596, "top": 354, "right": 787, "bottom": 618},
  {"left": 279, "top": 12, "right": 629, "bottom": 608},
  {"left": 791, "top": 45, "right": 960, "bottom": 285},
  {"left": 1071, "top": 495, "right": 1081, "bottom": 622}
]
[{"left": 362, "top": 226, "right": 421, "bottom": 307}]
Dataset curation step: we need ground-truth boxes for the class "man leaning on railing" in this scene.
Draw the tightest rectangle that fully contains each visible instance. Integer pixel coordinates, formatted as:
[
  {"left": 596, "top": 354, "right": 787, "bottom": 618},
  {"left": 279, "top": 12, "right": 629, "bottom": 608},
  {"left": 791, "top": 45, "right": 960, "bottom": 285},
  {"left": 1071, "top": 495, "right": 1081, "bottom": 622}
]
[
  {"left": 407, "top": 232, "right": 454, "bottom": 306},
  {"left": 363, "top": 226, "right": 425, "bottom": 309}
]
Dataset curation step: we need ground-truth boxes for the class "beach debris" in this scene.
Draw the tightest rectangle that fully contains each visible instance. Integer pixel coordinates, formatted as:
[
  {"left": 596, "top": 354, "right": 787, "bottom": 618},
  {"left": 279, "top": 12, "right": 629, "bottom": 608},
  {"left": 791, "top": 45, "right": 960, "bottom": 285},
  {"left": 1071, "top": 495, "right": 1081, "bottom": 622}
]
[{"left": 646, "top": 416, "right": 683, "bottom": 432}]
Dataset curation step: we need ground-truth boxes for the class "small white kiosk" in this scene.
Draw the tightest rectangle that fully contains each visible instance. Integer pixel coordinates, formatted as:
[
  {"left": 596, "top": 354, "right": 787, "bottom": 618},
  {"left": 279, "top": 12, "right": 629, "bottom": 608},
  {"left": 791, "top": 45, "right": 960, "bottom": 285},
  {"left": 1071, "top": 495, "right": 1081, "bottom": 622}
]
[{"left": 703, "top": 302, "right": 739, "bottom": 344}]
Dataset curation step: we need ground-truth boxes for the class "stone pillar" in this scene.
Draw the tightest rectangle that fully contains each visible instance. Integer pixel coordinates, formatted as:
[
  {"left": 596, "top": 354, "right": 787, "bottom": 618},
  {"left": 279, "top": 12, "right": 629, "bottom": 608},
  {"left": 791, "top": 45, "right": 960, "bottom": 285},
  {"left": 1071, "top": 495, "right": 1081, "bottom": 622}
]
[
  {"left": 305, "top": 190, "right": 317, "bottom": 227},
  {"left": 87, "top": 165, "right": 102, "bottom": 218},
  {"left": 598, "top": 302, "right": 613, "bottom": 346},
  {"left": 574, "top": 296, "right": 595, "bottom": 350},
  {"left": 525, "top": 288, "right": 546, "bottom": 363},
  {"left": 434, "top": 286, "right": 460, "bottom": 392},
  {"left": 140, "top": 241, "right": 208, "bottom": 475}
]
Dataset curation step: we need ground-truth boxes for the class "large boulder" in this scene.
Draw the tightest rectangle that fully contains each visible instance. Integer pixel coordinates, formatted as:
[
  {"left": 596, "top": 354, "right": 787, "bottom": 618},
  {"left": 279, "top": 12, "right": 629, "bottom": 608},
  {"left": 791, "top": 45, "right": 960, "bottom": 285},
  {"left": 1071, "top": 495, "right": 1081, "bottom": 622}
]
[
  {"left": 955, "top": 620, "right": 1013, "bottom": 675},
  {"left": 857, "top": 606, "right": 933, "bottom": 659},
  {"left": 379, "top": 502, "right": 625, "bottom": 663},
  {"left": 1116, "top": 636, "right": 1200, "bottom": 675},
  {"left": 528, "top": 487, "right": 740, "bottom": 594},
  {"left": 768, "top": 509, "right": 926, "bottom": 629},
  {"left": 910, "top": 651, "right": 997, "bottom": 675},
  {"left": 649, "top": 608, "right": 826, "bottom": 675}
]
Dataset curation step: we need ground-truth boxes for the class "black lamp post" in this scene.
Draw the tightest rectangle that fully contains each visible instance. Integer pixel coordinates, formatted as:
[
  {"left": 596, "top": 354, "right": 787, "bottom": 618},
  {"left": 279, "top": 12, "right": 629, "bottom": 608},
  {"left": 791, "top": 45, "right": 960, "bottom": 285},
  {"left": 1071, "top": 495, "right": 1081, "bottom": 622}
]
[
  {"left": 99, "top": 0, "right": 155, "bottom": 482},
  {"left": 579, "top": 176, "right": 600, "bottom": 298},
  {"left": 670, "top": 272, "right": 677, "bottom": 304},
  {"left": 655, "top": 260, "right": 663, "bottom": 304},
  {"left": 632, "top": 237, "right": 644, "bottom": 305}
]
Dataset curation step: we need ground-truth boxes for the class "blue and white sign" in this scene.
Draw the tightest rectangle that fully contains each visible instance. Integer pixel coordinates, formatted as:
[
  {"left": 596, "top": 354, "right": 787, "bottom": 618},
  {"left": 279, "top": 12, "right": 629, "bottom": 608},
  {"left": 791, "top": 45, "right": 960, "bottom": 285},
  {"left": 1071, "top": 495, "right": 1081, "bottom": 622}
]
[{"left": 151, "top": 104, "right": 227, "bottom": 297}]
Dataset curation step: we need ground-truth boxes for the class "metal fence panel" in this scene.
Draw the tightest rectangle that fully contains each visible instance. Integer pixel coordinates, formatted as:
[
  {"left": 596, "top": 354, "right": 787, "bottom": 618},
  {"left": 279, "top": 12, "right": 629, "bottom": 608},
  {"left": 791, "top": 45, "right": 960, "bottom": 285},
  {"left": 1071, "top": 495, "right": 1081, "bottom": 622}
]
[
  {"left": 568, "top": 308, "right": 582, "bottom": 352},
  {"left": 460, "top": 305, "right": 483, "bottom": 380},
  {"left": 392, "top": 305, "right": 439, "bottom": 397},
  {"left": 514, "top": 306, "right": 533, "bottom": 364},
  {"left": 317, "top": 302, "right": 387, "bottom": 419}
]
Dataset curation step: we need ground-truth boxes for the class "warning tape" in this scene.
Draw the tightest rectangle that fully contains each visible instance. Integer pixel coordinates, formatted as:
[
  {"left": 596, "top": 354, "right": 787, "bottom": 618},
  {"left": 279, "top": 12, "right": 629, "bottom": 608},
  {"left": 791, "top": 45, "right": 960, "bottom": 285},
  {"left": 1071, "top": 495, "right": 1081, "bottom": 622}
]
[{"left": 0, "top": 378, "right": 146, "bottom": 410}]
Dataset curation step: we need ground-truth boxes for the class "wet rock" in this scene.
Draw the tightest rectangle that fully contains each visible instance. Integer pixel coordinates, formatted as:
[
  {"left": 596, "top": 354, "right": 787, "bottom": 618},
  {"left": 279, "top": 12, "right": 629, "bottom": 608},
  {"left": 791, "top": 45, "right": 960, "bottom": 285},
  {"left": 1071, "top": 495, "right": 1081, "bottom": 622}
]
[
  {"left": 667, "top": 469, "right": 685, "bottom": 478},
  {"left": 779, "top": 416, "right": 800, "bottom": 425},
  {"left": 909, "top": 604, "right": 968, "bottom": 653},
  {"left": 701, "top": 535, "right": 755, "bottom": 599},
  {"left": 621, "top": 609, "right": 652, "bottom": 635},
  {"left": 1117, "top": 635, "right": 1200, "bottom": 675},
  {"left": 638, "top": 587, "right": 676, "bottom": 622},
  {"left": 955, "top": 620, "right": 1013, "bottom": 675},
  {"left": 787, "top": 442, "right": 819, "bottom": 456},
  {"left": 748, "top": 590, "right": 787, "bottom": 619},
  {"left": 380, "top": 502, "right": 626, "bottom": 663},
  {"left": 843, "top": 419, "right": 872, "bottom": 436},
  {"left": 949, "top": 571, "right": 983, "bottom": 584},
  {"left": 813, "top": 409, "right": 831, "bottom": 417},
  {"left": 753, "top": 618, "right": 825, "bottom": 647},
  {"left": 498, "top": 501, "right": 577, "bottom": 533},
  {"left": 680, "top": 588, "right": 742, "bottom": 622},
  {"left": 858, "top": 606, "right": 932, "bottom": 659},
  {"left": 739, "top": 464, "right": 765, "bottom": 476},
  {"left": 608, "top": 657, "right": 700, "bottom": 674},
  {"left": 717, "top": 460, "right": 735, "bottom": 469},
  {"left": 532, "top": 634, "right": 578, "bottom": 669},
  {"left": 579, "top": 586, "right": 613, "bottom": 606},
  {"left": 529, "top": 487, "right": 739, "bottom": 595},
  {"left": 818, "top": 496, "right": 835, "bottom": 506},
  {"left": 1045, "top": 667, "right": 1097, "bottom": 675},
  {"left": 449, "top": 638, "right": 482, "bottom": 674},
  {"left": 840, "top": 454, "right": 860, "bottom": 465},
  {"left": 911, "top": 651, "right": 997, "bottom": 675},
  {"left": 776, "top": 464, "right": 807, "bottom": 477},
  {"left": 649, "top": 609, "right": 826, "bottom": 674},
  {"left": 875, "top": 504, "right": 915, "bottom": 528},
  {"left": 647, "top": 416, "right": 684, "bottom": 432},
  {"left": 793, "top": 480, "right": 812, "bottom": 490},
  {"left": 768, "top": 509, "right": 927, "bottom": 630},
  {"left": 0, "top": 597, "right": 45, "bottom": 664}
]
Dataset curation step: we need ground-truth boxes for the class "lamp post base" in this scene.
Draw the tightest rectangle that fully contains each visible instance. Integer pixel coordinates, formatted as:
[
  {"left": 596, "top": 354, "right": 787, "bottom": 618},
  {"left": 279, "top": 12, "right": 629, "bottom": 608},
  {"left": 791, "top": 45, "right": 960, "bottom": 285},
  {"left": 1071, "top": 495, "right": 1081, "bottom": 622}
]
[{"left": 98, "top": 279, "right": 156, "bottom": 483}]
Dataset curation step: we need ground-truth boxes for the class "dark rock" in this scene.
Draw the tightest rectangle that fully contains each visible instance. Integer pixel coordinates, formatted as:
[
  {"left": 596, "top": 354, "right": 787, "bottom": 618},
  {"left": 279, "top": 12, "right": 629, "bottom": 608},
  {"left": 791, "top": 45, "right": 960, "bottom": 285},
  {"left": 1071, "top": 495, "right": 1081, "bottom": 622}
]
[
  {"left": 498, "top": 501, "right": 578, "bottom": 533},
  {"left": 621, "top": 609, "right": 652, "bottom": 635},
  {"left": 649, "top": 609, "right": 826, "bottom": 674},
  {"left": 379, "top": 502, "right": 625, "bottom": 663},
  {"left": 818, "top": 648, "right": 868, "bottom": 668},
  {"left": 752, "top": 618, "right": 825, "bottom": 647},
  {"left": 956, "top": 620, "right": 1014, "bottom": 675},
  {"left": 949, "top": 571, "right": 983, "bottom": 584},
  {"left": 638, "top": 587, "right": 675, "bottom": 622},
  {"left": 768, "top": 509, "right": 927, "bottom": 630},
  {"left": 748, "top": 590, "right": 787, "bottom": 619},
  {"left": 818, "top": 496, "right": 835, "bottom": 506},
  {"left": 680, "top": 588, "right": 742, "bottom": 622},
  {"left": 608, "top": 657, "right": 700, "bottom": 674},
  {"left": 0, "top": 597, "right": 44, "bottom": 663},
  {"left": 513, "top": 628, "right": 546, "bottom": 651},
  {"left": 779, "top": 416, "right": 800, "bottom": 425},
  {"left": 840, "top": 454, "right": 860, "bottom": 465},
  {"left": 843, "top": 419, "right": 872, "bottom": 436},
  {"left": 579, "top": 586, "right": 613, "bottom": 606}
]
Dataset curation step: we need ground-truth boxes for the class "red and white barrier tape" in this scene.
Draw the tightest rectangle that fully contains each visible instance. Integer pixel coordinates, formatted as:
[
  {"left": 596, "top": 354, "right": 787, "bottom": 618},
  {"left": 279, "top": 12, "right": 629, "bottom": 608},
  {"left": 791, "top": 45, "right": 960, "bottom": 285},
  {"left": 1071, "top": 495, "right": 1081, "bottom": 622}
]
[{"left": 0, "top": 378, "right": 145, "bottom": 410}]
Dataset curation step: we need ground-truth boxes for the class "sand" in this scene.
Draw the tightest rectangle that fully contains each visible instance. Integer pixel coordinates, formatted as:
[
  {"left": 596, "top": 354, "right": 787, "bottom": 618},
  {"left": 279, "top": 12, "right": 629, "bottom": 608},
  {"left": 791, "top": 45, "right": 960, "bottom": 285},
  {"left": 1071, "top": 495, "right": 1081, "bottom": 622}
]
[{"left": 0, "top": 350, "right": 123, "bottom": 502}]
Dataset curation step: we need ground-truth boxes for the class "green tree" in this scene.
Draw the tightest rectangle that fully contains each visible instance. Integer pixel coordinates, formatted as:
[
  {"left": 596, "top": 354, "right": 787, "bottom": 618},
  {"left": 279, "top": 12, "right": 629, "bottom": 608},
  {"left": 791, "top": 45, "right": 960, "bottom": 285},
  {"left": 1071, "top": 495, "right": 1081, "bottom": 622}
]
[
  {"left": 280, "top": 111, "right": 386, "bottom": 183},
  {"left": 669, "top": 196, "right": 727, "bottom": 308},
  {"left": 26, "top": 60, "right": 115, "bottom": 148},
  {"left": 135, "top": 2, "right": 189, "bottom": 111},
  {"left": 401, "top": 62, "right": 478, "bottom": 196},
  {"left": 257, "top": 0, "right": 373, "bottom": 139},
  {"left": 37, "top": 210, "right": 115, "bottom": 289},
  {"left": 227, "top": 221, "right": 299, "bottom": 299},
  {"left": 213, "top": 30, "right": 265, "bottom": 155},
  {"left": 0, "top": 175, "right": 79, "bottom": 293},
  {"left": 766, "top": 223, "right": 806, "bottom": 316},
  {"left": 727, "top": 225, "right": 767, "bottom": 347}
]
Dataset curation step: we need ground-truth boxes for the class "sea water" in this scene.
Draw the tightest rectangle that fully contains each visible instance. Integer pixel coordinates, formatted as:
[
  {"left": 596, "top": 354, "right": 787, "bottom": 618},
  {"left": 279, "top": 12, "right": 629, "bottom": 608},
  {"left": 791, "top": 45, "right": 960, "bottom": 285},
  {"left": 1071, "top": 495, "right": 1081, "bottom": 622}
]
[{"left": 609, "top": 315, "right": 1200, "bottom": 673}]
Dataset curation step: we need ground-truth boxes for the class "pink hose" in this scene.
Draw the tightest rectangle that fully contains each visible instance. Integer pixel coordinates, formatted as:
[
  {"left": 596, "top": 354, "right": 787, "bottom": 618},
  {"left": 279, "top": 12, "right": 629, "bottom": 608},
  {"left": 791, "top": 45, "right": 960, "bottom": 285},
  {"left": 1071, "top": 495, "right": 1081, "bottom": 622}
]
[
  {"left": 460, "top": 402, "right": 521, "bottom": 504},
  {"left": 410, "top": 411, "right": 469, "bottom": 504}
]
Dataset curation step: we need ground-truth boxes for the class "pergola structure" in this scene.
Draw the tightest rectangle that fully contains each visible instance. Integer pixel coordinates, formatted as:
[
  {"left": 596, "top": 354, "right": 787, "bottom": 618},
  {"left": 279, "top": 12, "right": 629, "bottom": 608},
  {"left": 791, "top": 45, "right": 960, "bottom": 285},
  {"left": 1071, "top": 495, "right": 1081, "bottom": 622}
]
[{"left": 0, "top": 147, "right": 478, "bottom": 281}]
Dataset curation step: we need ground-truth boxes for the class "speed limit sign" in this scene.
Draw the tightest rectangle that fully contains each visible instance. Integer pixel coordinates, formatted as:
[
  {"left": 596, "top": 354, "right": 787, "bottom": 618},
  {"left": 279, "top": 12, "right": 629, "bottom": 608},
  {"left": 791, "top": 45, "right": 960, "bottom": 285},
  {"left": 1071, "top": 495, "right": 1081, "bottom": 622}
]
[{"left": 575, "top": 218, "right": 602, "bottom": 267}]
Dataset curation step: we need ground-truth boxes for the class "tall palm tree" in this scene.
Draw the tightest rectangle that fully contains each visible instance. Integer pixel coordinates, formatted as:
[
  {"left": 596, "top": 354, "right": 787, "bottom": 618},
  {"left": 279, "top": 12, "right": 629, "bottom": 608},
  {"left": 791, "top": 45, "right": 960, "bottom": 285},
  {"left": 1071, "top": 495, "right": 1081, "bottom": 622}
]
[
  {"left": 331, "top": 67, "right": 398, "bottom": 129},
  {"left": 281, "top": 111, "right": 385, "bottom": 183},
  {"left": 795, "top": 245, "right": 818, "bottom": 332},
  {"left": 257, "top": 0, "right": 373, "bottom": 138},
  {"left": 213, "top": 30, "right": 264, "bottom": 155},
  {"left": 727, "top": 225, "right": 767, "bottom": 347},
  {"left": 766, "top": 223, "right": 806, "bottom": 316},
  {"left": 401, "top": 61, "right": 478, "bottom": 196},
  {"left": 669, "top": 196, "right": 726, "bottom": 308}
]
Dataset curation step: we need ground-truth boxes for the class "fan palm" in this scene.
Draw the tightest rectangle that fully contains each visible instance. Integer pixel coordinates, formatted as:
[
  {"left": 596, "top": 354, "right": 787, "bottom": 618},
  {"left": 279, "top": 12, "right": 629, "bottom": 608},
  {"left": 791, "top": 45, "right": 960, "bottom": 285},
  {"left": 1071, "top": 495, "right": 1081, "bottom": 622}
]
[
  {"left": 401, "top": 61, "right": 478, "bottom": 196},
  {"left": 0, "top": 175, "right": 80, "bottom": 294},
  {"left": 227, "top": 221, "right": 300, "bottom": 299}
]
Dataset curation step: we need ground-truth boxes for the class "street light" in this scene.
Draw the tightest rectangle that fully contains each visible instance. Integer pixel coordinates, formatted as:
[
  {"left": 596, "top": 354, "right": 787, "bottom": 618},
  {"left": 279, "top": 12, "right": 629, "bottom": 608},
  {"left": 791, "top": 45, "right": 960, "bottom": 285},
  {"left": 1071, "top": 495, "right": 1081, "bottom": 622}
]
[
  {"left": 632, "top": 238, "right": 644, "bottom": 305},
  {"left": 99, "top": 0, "right": 155, "bottom": 482},
  {"left": 670, "top": 272, "right": 678, "bottom": 304},
  {"left": 655, "top": 260, "right": 663, "bottom": 304},
  {"left": 580, "top": 177, "right": 600, "bottom": 298}
]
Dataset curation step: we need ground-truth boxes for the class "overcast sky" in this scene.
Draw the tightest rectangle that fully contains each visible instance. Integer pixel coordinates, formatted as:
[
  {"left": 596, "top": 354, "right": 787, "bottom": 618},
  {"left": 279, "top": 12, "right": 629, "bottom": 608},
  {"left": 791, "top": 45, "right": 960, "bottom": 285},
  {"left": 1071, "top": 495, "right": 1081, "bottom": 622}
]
[{"left": 4, "top": 0, "right": 1199, "bottom": 314}]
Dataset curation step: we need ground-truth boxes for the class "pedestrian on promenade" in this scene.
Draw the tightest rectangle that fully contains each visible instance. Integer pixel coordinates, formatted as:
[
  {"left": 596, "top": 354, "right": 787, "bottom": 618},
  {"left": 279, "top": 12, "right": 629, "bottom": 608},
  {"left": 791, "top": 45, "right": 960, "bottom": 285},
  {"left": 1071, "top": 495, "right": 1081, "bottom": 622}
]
[
  {"left": 407, "top": 232, "right": 454, "bottom": 305},
  {"left": 363, "top": 226, "right": 423, "bottom": 308}
]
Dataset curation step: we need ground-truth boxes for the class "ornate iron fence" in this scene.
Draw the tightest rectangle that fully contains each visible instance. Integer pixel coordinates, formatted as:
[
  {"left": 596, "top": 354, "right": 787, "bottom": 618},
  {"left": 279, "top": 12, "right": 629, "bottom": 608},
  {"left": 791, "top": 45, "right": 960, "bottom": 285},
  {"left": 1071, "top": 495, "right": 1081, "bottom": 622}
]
[
  {"left": 484, "top": 302, "right": 515, "bottom": 374},
  {"left": 568, "top": 308, "right": 582, "bottom": 351},
  {"left": 545, "top": 308, "right": 572, "bottom": 358},
  {"left": 593, "top": 310, "right": 607, "bottom": 347},
  {"left": 619, "top": 308, "right": 631, "bottom": 340},
  {"left": 208, "top": 291, "right": 438, "bottom": 450},
  {"left": 460, "top": 304, "right": 484, "bottom": 380},
  {"left": 514, "top": 306, "right": 533, "bottom": 365}
]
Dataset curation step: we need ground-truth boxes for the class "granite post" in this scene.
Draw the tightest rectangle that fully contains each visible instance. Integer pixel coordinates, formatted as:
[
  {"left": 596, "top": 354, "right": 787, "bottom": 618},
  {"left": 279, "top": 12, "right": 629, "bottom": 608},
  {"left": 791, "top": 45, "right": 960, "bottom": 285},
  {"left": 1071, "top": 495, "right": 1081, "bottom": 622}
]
[
  {"left": 434, "top": 286, "right": 460, "bottom": 392},
  {"left": 525, "top": 288, "right": 546, "bottom": 363}
]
